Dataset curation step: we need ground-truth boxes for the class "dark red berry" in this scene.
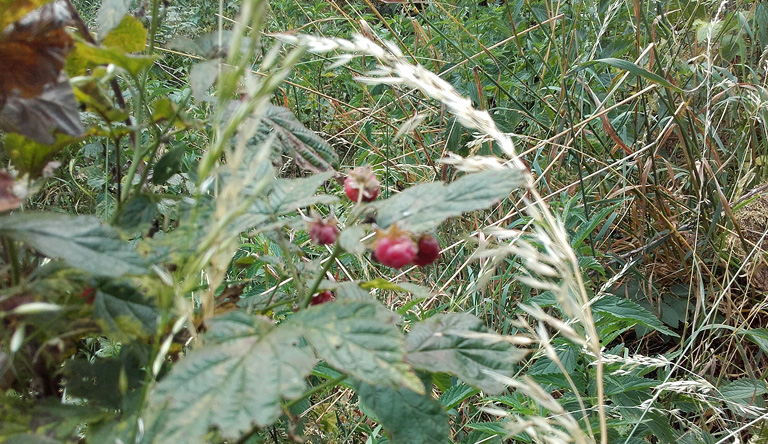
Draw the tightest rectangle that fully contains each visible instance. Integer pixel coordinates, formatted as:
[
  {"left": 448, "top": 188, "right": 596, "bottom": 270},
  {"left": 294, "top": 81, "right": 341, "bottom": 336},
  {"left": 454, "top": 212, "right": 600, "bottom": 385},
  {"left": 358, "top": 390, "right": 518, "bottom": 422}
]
[
  {"left": 80, "top": 287, "right": 96, "bottom": 304},
  {"left": 344, "top": 166, "right": 380, "bottom": 203},
  {"left": 309, "top": 219, "right": 339, "bottom": 245},
  {"left": 310, "top": 290, "right": 334, "bottom": 305},
  {"left": 374, "top": 235, "right": 417, "bottom": 269},
  {"left": 413, "top": 235, "right": 440, "bottom": 267}
]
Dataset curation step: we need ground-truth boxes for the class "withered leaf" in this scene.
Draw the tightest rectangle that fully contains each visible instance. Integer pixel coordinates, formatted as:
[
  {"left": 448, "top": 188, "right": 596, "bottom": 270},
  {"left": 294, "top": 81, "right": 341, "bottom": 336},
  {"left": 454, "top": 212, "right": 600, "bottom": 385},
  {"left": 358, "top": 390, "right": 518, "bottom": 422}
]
[
  {"left": 0, "top": 1, "right": 73, "bottom": 99},
  {"left": 0, "top": 74, "right": 84, "bottom": 144}
]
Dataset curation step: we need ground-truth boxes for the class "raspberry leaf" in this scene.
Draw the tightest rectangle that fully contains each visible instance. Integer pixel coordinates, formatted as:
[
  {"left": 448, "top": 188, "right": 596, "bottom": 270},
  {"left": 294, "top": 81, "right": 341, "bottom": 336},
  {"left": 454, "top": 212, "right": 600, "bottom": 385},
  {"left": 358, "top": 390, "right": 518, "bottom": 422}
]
[
  {"left": 149, "top": 312, "right": 316, "bottom": 442},
  {"left": 93, "top": 281, "right": 158, "bottom": 341},
  {"left": 373, "top": 169, "right": 526, "bottom": 232},
  {"left": 356, "top": 377, "right": 450, "bottom": 444},
  {"left": 405, "top": 313, "right": 528, "bottom": 395},
  {"left": 290, "top": 300, "right": 424, "bottom": 394},
  {"left": 0, "top": 213, "right": 147, "bottom": 277}
]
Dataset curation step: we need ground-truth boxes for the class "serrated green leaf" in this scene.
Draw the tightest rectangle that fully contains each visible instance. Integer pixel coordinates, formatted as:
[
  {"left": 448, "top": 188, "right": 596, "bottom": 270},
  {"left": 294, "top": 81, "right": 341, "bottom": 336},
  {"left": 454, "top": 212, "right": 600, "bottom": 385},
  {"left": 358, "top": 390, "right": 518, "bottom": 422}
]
[
  {"left": 357, "top": 380, "right": 450, "bottom": 444},
  {"left": 593, "top": 295, "right": 679, "bottom": 337},
  {"left": 719, "top": 378, "right": 768, "bottom": 404},
  {"left": 438, "top": 382, "right": 479, "bottom": 409},
  {"left": 63, "top": 347, "right": 145, "bottom": 408},
  {"left": 115, "top": 193, "right": 157, "bottom": 231},
  {"left": 149, "top": 312, "right": 316, "bottom": 442},
  {"left": 373, "top": 169, "right": 525, "bottom": 232},
  {"left": 0, "top": 213, "right": 147, "bottom": 277},
  {"left": 405, "top": 313, "right": 526, "bottom": 394},
  {"left": 93, "top": 281, "right": 157, "bottom": 340},
  {"left": 290, "top": 300, "right": 423, "bottom": 393},
  {"left": 152, "top": 144, "right": 186, "bottom": 185},
  {"left": 265, "top": 171, "right": 335, "bottom": 214},
  {"left": 253, "top": 105, "right": 339, "bottom": 172}
]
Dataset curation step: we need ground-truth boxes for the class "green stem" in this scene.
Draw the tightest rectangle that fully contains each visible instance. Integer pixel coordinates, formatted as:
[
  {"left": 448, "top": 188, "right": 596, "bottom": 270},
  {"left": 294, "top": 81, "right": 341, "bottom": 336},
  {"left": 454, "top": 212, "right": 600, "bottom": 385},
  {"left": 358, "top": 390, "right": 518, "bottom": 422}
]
[
  {"left": 284, "top": 374, "right": 347, "bottom": 411},
  {"left": 302, "top": 243, "right": 342, "bottom": 309}
]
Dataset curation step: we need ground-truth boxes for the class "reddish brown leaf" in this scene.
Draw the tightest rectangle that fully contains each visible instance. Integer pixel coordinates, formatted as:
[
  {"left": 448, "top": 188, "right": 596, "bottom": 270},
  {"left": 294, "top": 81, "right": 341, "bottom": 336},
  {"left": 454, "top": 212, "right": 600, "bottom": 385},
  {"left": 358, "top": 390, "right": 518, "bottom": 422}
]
[
  {"left": 0, "top": 74, "right": 83, "bottom": 144},
  {"left": 0, "top": 1, "right": 73, "bottom": 99}
]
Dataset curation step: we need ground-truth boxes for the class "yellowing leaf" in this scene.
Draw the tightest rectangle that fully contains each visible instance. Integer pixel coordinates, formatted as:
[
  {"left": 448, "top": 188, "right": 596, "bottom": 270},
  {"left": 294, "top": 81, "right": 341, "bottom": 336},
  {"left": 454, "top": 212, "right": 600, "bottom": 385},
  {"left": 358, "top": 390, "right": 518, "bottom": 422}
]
[{"left": 102, "top": 15, "right": 146, "bottom": 53}]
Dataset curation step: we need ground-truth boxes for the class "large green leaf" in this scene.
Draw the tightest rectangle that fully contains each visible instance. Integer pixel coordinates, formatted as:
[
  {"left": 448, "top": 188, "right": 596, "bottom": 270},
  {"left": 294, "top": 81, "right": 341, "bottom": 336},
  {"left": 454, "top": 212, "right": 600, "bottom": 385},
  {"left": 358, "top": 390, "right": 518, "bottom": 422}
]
[
  {"left": 93, "top": 281, "right": 158, "bottom": 340},
  {"left": 253, "top": 105, "right": 339, "bottom": 172},
  {"left": 290, "top": 300, "right": 423, "bottom": 393},
  {"left": 373, "top": 169, "right": 525, "bottom": 232},
  {"left": 593, "top": 295, "right": 679, "bottom": 337},
  {"left": 357, "top": 379, "right": 450, "bottom": 444},
  {"left": 405, "top": 313, "right": 527, "bottom": 394},
  {"left": 0, "top": 213, "right": 147, "bottom": 277},
  {"left": 149, "top": 312, "right": 316, "bottom": 442}
]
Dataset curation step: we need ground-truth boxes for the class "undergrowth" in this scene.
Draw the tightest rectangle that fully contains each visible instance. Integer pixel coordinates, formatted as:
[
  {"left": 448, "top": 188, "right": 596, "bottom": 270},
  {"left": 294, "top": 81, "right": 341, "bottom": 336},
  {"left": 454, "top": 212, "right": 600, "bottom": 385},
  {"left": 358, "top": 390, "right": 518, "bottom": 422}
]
[{"left": 2, "top": 0, "right": 768, "bottom": 443}]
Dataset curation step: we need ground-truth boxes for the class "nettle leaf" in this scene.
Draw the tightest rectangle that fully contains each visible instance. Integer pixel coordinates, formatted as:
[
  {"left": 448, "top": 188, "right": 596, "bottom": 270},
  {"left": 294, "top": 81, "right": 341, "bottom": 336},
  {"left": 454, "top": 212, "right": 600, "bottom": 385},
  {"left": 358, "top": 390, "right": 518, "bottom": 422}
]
[
  {"left": 0, "top": 213, "right": 147, "bottom": 277},
  {"left": 150, "top": 312, "right": 316, "bottom": 442},
  {"left": 405, "top": 313, "right": 527, "bottom": 394},
  {"left": 290, "top": 300, "right": 424, "bottom": 393},
  {"left": 254, "top": 104, "right": 339, "bottom": 172},
  {"left": 593, "top": 295, "right": 679, "bottom": 337},
  {"left": 357, "top": 379, "right": 450, "bottom": 444},
  {"left": 373, "top": 169, "right": 525, "bottom": 232},
  {"left": 93, "top": 281, "right": 158, "bottom": 340},
  {"left": 719, "top": 378, "right": 768, "bottom": 404}
]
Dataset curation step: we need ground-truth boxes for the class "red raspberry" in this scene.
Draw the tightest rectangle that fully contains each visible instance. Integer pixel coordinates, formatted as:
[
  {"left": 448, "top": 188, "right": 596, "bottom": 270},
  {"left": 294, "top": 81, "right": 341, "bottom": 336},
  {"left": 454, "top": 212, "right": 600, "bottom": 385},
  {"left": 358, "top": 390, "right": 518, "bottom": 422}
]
[
  {"left": 310, "top": 290, "right": 334, "bottom": 305},
  {"left": 344, "top": 166, "right": 380, "bottom": 203},
  {"left": 374, "top": 235, "right": 417, "bottom": 269},
  {"left": 309, "top": 218, "right": 338, "bottom": 245},
  {"left": 413, "top": 235, "right": 440, "bottom": 267},
  {"left": 80, "top": 287, "right": 96, "bottom": 304}
]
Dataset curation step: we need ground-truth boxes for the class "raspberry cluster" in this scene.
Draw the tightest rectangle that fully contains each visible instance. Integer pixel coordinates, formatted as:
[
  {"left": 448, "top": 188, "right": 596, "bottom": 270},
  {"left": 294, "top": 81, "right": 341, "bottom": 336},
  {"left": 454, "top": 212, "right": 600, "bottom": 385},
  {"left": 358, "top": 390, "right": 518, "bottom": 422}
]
[{"left": 372, "top": 226, "right": 440, "bottom": 269}]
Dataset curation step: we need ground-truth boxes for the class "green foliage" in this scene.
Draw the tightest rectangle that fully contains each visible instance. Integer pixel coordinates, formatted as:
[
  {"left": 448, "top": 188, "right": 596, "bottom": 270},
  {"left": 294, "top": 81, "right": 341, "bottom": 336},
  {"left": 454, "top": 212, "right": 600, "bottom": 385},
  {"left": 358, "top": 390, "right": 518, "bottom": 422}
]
[
  {"left": 3, "top": 0, "right": 768, "bottom": 442},
  {"left": 149, "top": 312, "right": 316, "bottom": 442},
  {"left": 0, "top": 213, "right": 147, "bottom": 277}
]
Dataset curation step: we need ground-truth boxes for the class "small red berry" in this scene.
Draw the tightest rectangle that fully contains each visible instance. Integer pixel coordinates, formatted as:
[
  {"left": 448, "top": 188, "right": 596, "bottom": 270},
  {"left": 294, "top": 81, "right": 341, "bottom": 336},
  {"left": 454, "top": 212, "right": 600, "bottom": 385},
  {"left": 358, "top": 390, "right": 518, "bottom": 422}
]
[
  {"left": 413, "top": 234, "right": 440, "bottom": 267},
  {"left": 80, "top": 287, "right": 96, "bottom": 304},
  {"left": 309, "top": 218, "right": 339, "bottom": 245},
  {"left": 310, "top": 290, "right": 334, "bottom": 305},
  {"left": 374, "top": 235, "right": 417, "bottom": 269},
  {"left": 344, "top": 166, "right": 380, "bottom": 203}
]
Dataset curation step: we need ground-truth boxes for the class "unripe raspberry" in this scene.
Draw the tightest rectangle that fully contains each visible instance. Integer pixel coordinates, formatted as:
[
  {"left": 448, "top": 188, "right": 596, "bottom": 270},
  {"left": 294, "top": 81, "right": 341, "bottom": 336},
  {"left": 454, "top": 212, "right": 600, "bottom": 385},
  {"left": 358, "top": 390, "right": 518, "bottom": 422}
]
[
  {"left": 310, "top": 290, "right": 334, "bottom": 306},
  {"left": 344, "top": 166, "right": 380, "bottom": 203},
  {"left": 413, "top": 234, "right": 440, "bottom": 267},
  {"left": 374, "top": 235, "right": 417, "bottom": 269},
  {"left": 309, "top": 218, "right": 338, "bottom": 245}
]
